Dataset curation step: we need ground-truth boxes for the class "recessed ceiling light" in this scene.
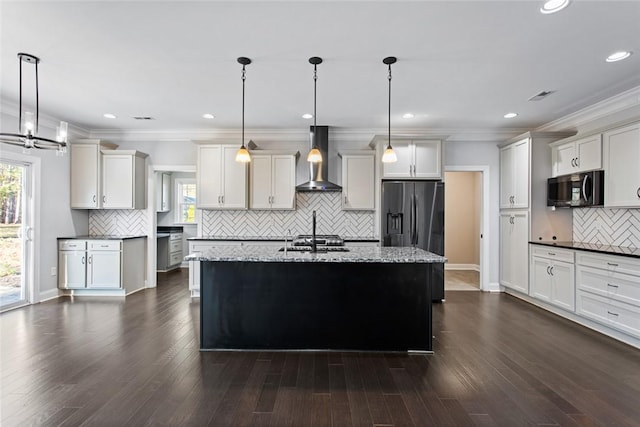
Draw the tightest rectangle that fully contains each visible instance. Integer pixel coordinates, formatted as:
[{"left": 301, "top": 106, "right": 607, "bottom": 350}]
[
  {"left": 103, "top": 113, "right": 117, "bottom": 119},
  {"left": 402, "top": 113, "right": 415, "bottom": 119},
  {"left": 302, "top": 113, "right": 313, "bottom": 119},
  {"left": 606, "top": 51, "right": 632, "bottom": 62},
  {"left": 504, "top": 112, "right": 518, "bottom": 119},
  {"left": 202, "top": 113, "right": 215, "bottom": 119},
  {"left": 540, "top": 0, "right": 570, "bottom": 14}
]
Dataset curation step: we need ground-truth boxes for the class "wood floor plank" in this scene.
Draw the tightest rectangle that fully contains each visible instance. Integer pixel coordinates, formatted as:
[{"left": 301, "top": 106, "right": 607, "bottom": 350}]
[{"left": 2, "top": 274, "right": 640, "bottom": 426}]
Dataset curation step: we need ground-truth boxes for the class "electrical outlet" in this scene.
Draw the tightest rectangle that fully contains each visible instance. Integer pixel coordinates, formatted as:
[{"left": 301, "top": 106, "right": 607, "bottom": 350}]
[{"left": 50, "top": 267, "right": 57, "bottom": 276}]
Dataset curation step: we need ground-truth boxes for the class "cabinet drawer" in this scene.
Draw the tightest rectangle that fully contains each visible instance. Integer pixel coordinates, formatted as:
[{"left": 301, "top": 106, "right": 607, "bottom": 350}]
[
  {"left": 59, "top": 240, "right": 86, "bottom": 250},
  {"left": 531, "top": 246, "right": 574, "bottom": 263},
  {"left": 577, "top": 290, "right": 640, "bottom": 339},
  {"left": 576, "top": 252, "right": 640, "bottom": 276},
  {"left": 169, "top": 252, "right": 183, "bottom": 266},
  {"left": 189, "top": 241, "right": 241, "bottom": 252},
  {"left": 577, "top": 265, "right": 640, "bottom": 307},
  {"left": 170, "top": 233, "right": 182, "bottom": 241},
  {"left": 170, "top": 240, "right": 182, "bottom": 253},
  {"left": 89, "top": 241, "right": 121, "bottom": 251}
]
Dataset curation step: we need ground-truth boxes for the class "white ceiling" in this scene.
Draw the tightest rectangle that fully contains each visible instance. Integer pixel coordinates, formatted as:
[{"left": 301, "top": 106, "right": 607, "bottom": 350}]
[{"left": 1, "top": 1, "right": 639, "bottom": 137}]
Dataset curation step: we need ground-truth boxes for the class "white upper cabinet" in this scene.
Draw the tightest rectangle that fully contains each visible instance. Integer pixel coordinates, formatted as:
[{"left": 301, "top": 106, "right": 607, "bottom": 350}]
[
  {"left": 500, "top": 138, "right": 529, "bottom": 209},
  {"left": 250, "top": 151, "right": 297, "bottom": 210},
  {"left": 101, "top": 150, "right": 147, "bottom": 209},
  {"left": 339, "top": 151, "right": 375, "bottom": 210},
  {"left": 197, "top": 144, "right": 248, "bottom": 209},
  {"left": 603, "top": 121, "right": 640, "bottom": 207},
  {"left": 551, "top": 134, "right": 602, "bottom": 177},
  {"left": 156, "top": 172, "right": 171, "bottom": 212},
  {"left": 70, "top": 139, "right": 118, "bottom": 209},
  {"left": 380, "top": 139, "right": 442, "bottom": 179}
]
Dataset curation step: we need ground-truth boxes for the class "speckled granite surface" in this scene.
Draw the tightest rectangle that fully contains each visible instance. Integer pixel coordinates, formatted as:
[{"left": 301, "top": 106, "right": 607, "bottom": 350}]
[
  {"left": 186, "top": 245, "right": 446, "bottom": 263},
  {"left": 188, "top": 235, "right": 379, "bottom": 242}
]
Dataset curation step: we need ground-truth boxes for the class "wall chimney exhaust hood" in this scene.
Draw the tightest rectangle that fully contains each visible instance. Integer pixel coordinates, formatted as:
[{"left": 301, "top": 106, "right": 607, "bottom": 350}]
[{"left": 296, "top": 125, "right": 342, "bottom": 192}]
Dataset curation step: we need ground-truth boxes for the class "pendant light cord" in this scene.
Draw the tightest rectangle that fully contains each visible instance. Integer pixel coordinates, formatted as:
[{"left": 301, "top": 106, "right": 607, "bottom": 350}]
[
  {"left": 387, "top": 63, "right": 392, "bottom": 149},
  {"left": 241, "top": 64, "right": 246, "bottom": 149},
  {"left": 313, "top": 63, "right": 318, "bottom": 148}
]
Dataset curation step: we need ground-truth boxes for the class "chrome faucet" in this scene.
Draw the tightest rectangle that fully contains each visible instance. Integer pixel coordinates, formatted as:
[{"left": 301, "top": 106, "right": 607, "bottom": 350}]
[{"left": 311, "top": 210, "right": 317, "bottom": 253}]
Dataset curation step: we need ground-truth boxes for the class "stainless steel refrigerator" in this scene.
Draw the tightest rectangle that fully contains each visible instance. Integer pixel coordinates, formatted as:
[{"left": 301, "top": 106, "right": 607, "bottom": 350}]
[{"left": 381, "top": 181, "right": 445, "bottom": 301}]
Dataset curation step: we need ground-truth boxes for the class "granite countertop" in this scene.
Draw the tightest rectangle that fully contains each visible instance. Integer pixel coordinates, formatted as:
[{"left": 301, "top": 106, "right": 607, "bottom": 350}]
[
  {"left": 58, "top": 235, "right": 147, "bottom": 240},
  {"left": 188, "top": 235, "right": 379, "bottom": 242},
  {"left": 531, "top": 241, "right": 640, "bottom": 258},
  {"left": 185, "top": 245, "right": 446, "bottom": 263}
]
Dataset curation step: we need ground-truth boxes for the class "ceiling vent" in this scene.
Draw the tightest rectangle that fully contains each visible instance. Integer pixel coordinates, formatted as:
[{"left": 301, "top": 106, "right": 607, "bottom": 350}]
[
  {"left": 528, "top": 91, "right": 555, "bottom": 101},
  {"left": 132, "top": 116, "right": 155, "bottom": 120}
]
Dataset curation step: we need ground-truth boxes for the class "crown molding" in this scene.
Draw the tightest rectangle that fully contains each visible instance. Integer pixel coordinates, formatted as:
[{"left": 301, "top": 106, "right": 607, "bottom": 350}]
[{"left": 536, "top": 85, "right": 640, "bottom": 132}]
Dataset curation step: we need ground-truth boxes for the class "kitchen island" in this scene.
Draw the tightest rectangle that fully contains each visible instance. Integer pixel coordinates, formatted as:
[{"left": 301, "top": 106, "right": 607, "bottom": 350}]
[{"left": 186, "top": 245, "right": 446, "bottom": 352}]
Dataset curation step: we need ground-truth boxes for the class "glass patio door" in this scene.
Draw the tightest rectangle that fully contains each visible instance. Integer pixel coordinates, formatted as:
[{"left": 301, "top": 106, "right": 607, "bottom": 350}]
[{"left": 0, "top": 160, "right": 31, "bottom": 311}]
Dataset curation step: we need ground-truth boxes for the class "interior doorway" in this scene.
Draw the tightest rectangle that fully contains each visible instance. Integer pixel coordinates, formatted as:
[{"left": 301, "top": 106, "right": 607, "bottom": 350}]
[
  {"left": 0, "top": 158, "right": 33, "bottom": 311},
  {"left": 444, "top": 167, "right": 488, "bottom": 291}
]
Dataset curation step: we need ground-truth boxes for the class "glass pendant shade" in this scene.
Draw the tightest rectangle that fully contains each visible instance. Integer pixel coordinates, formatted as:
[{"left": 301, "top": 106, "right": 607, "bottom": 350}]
[
  {"left": 307, "top": 147, "right": 322, "bottom": 163},
  {"left": 381, "top": 145, "right": 397, "bottom": 163},
  {"left": 235, "top": 146, "right": 251, "bottom": 163}
]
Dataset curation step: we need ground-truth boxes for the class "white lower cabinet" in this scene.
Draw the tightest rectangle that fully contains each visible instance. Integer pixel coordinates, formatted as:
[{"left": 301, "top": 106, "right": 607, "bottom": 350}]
[
  {"left": 576, "top": 251, "right": 640, "bottom": 339},
  {"left": 529, "top": 246, "right": 575, "bottom": 311},
  {"left": 58, "top": 238, "right": 146, "bottom": 295},
  {"left": 499, "top": 210, "right": 529, "bottom": 293}
]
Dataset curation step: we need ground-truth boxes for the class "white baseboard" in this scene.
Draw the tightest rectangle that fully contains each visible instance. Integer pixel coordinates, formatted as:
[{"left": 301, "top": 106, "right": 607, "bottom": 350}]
[
  {"left": 484, "top": 281, "right": 502, "bottom": 292},
  {"left": 445, "top": 263, "right": 480, "bottom": 271},
  {"left": 39, "top": 288, "right": 61, "bottom": 302}
]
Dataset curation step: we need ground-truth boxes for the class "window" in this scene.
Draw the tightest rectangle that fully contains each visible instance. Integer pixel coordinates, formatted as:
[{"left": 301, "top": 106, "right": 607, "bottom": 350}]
[{"left": 175, "top": 179, "right": 196, "bottom": 224}]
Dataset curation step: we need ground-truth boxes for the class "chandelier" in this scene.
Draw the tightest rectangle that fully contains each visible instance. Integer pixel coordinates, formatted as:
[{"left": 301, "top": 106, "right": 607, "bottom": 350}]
[{"left": 0, "top": 53, "right": 68, "bottom": 153}]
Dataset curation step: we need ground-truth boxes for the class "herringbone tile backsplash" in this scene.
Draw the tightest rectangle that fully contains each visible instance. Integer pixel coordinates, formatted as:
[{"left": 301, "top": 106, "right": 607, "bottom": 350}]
[
  {"left": 202, "top": 192, "right": 375, "bottom": 238},
  {"left": 574, "top": 208, "right": 640, "bottom": 248},
  {"left": 89, "top": 209, "right": 148, "bottom": 236}
]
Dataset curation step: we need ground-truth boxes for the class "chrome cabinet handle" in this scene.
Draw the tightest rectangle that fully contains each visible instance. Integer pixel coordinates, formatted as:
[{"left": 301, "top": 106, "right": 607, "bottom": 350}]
[
  {"left": 637, "top": 187, "right": 640, "bottom": 198},
  {"left": 546, "top": 266, "right": 551, "bottom": 275},
  {"left": 607, "top": 262, "right": 619, "bottom": 267},
  {"left": 81, "top": 256, "right": 85, "bottom": 265},
  {"left": 607, "top": 283, "right": 619, "bottom": 288},
  {"left": 548, "top": 252, "right": 556, "bottom": 256},
  {"left": 571, "top": 158, "right": 575, "bottom": 167},
  {"left": 102, "top": 195, "right": 106, "bottom": 204},
  {"left": 549, "top": 266, "right": 554, "bottom": 276},
  {"left": 88, "top": 256, "right": 92, "bottom": 264},
  {"left": 93, "top": 195, "right": 97, "bottom": 203},
  {"left": 607, "top": 311, "right": 619, "bottom": 317},
  {"left": 575, "top": 157, "right": 579, "bottom": 167}
]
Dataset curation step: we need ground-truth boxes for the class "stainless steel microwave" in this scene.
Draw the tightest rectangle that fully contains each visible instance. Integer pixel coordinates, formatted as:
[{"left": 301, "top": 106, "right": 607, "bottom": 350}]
[{"left": 547, "top": 170, "right": 604, "bottom": 208}]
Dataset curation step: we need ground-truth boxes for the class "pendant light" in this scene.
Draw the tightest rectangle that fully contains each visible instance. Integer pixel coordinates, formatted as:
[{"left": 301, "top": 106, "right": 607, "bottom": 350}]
[
  {"left": 0, "top": 53, "right": 68, "bottom": 153},
  {"left": 381, "top": 56, "right": 398, "bottom": 163},
  {"left": 307, "top": 57, "right": 323, "bottom": 163},
  {"left": 235, "top": 57, "right": 252, "bottom": 163}
]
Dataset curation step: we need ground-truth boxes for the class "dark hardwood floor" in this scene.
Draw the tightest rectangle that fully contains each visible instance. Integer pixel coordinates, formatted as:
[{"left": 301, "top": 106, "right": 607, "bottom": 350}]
[{"left": 2, "top": 269, "right": 640, "bottom": 426}]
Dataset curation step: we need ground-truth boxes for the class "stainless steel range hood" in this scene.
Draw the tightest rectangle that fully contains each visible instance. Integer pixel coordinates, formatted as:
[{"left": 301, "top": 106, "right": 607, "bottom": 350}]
[{"left": 296, "top": 125, "right": 342, "bottom": 192}]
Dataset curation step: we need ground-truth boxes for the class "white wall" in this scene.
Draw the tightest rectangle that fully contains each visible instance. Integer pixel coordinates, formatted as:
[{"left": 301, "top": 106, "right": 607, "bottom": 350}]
[{"left": 1, "top": 111, "right": 89, "bottom": 301}]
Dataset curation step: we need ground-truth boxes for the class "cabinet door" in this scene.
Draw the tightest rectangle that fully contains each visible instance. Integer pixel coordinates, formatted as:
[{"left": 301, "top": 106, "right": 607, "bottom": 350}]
[
  {"left": 413, "top": 141, "right": 442, "bottom": 179},
  {"left": 71, "top": 144, "right": 100, "bottom": 208},
  {"left": 271, "top": 155, "right": 296, "bottom": 210},
  {"left": 250, "top": 155, "right": 273, "bottom": 209},
  {"left": 382, "top": 141, "right": 412, "bottom": 178},
  {"left": 342, "top": 155, "right": 374, "bottom": 210},
  {"left": 511, "top": 139, "right": 529, "bottom": 208},
  {"left": 221, "top": 146, "right": 248, "bottom": 209},
  {"left": 88, "top": 251, "right": 121, "bottom": 288},
  {"left": 551, "top": 261, "right": 575, "bottom": 311},
  {"left": 603, "top": 122, "right": 640, "bottom": 207},
  {"left": 500, "top": 211, "right": 529, "bottom": 293},
  {"left": 499, "top": 146, "right": 514, "bottom": 208},
  {"left": 102, "top": 155, "right": 133, "bottom": 208},
  {"left": 575, "top": 134, "right": 602, "bottom": 172},
  {"left": 161, "top": 173, "right": 171, "bottom": 212},
  {"left": 530, "top": 257, "right": 552, "bottom": 302},
  {"left": 553, "top": 142, "right": 576, "bottom": 177},
  {"left": 197, "top": 145, "right": 223, "bottom": 208},
  {"left": 58, "top": 251, "right": 87, "bottom": 289}
]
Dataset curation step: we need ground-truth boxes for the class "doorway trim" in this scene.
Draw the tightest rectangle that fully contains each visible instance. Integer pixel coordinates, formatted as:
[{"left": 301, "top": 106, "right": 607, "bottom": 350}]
[
  {"left": 146, "top": 164, "right": 196, "bottom": 288},
  {"left": 444, "top": 165, "right": 491, "bottom": 292}
]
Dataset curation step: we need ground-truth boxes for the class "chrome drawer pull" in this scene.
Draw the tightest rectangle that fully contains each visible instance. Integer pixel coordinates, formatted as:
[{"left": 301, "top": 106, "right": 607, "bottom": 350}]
[
  {"left": 607, "top": 283, "right": 619, "bottom": 288},
  {"left": 607, "top": 262, "right": 619, "bottom": 267},
  {"left": 548, "top": 252, "right": 556, "bottom": 256},
  {"left": 607, "top": 311, "right": 619, "bottom": 317}
]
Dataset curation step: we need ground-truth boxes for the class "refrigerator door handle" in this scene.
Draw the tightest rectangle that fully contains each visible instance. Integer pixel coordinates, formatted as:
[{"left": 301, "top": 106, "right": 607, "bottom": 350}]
[{"left": 413, "top": 194, "right": 419, "bottom": 245}]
